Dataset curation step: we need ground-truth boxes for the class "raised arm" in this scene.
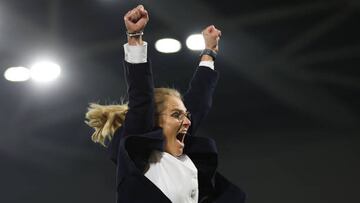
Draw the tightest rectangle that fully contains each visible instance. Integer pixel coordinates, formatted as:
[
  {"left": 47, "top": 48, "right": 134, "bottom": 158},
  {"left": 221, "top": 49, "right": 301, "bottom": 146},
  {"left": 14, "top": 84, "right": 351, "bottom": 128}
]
[
  {"left": 122, "top": 5, "right": 155, "bottom": 135},
  {"left": 184, "top": 25, "right": 222, "bottom": 135}
]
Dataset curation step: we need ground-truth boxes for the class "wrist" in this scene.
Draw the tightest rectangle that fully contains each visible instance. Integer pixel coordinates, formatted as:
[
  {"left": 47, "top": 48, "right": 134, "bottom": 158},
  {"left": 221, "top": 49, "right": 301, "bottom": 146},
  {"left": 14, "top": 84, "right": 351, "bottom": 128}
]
[
  {"left": 127, "top": 36, "right": 143, "bottom": 45},
  {"left": 200, "top": 55, "right": 214, "bottom": 61},
  {"left": 200, "top": 49, "right": 217, "bottom": 61},
  {"left": 127, "top": 31, "right": 144, "bottom": 45}
]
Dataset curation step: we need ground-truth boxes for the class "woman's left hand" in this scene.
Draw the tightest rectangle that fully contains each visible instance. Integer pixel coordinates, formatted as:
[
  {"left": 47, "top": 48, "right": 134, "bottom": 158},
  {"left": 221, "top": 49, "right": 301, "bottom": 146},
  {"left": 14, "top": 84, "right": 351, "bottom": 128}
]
[{"left": 202, "top": 25, "right": 222, "bottom": 52}]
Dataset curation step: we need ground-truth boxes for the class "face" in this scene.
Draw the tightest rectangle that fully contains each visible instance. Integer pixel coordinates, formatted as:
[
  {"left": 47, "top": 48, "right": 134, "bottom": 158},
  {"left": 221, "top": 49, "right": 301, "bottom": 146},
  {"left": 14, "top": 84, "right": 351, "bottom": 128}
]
[{"left": 158, "top": 96, "right": 191, "bottom": 157}]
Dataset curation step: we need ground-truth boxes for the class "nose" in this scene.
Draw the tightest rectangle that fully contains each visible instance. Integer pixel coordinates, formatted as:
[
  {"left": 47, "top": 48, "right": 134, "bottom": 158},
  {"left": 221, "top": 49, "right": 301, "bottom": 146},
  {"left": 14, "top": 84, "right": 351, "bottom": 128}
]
[{"left": 182, "top": 116, "right": 191, "bottom": 127}]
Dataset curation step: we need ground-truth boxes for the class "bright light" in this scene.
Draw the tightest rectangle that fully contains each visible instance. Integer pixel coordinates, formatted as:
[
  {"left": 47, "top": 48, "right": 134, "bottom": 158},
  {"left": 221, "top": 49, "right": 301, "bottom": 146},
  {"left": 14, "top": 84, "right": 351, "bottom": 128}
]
[
  {"left": 30, "top": 61, "right": 61, "bottom": 83},
  {"left": 4, "top": 67, "right": 31, "bottom": 82},
  {"left": 186, "top": 34, "right": 205, "bottom": 51},
  {"left": 155, "top": 38, "right": 181, "bottom": 53}
]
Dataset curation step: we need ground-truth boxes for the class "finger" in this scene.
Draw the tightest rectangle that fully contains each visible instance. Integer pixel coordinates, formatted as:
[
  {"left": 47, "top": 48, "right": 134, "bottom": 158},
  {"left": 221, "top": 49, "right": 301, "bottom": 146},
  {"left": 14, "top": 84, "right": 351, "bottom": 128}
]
[
  {"left": 137, "top": 4, "right": 144, "bottom": 10},
  {"left": 130, "top": 10, "right": 142, "bottom": 22},
  {"left": 213, "top": 29, "right": 221, "bottom": 37},
  {"left": 203, "top": 25, "right": 211, "bottom": 33},
  {"left": 124, "top": 15, "right": 132, "bottom": 24},
  {"left": 137, "top": 18, "right": 148, "bottom": 27},
  {"left": 125, "top": 10, "right": 131, "bottom": 16},
  {"left": 138, "top": 5, "right": 146, "bottom": 14},
  {"left": 124, "top": 10, "right": 131, "bottom": 20},
  {"left": 211, "top": 28, "right": 221, "bottom": 37},
  {"left": 132, "top": 9, "right": 141, "bottom": 19},
  {"left": 208, "top": 25, "right": 215, "bottom": 33},
  {"left": 140, "top": 9, "right": 148, "bottom": 19}
]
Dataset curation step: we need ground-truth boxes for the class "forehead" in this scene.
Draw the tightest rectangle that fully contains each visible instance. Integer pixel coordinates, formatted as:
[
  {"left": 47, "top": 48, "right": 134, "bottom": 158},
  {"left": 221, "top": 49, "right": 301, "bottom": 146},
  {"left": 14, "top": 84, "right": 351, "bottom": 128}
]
[{"left": 163, "top": 96, "right": 187, "bottom": 112}]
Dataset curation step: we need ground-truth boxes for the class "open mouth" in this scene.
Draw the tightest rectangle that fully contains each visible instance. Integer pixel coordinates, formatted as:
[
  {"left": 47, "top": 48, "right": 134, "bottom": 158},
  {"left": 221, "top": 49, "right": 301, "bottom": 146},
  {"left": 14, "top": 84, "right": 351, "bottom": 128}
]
[{"left": 176, "top": 133, "right": 186, "bottom": 143}]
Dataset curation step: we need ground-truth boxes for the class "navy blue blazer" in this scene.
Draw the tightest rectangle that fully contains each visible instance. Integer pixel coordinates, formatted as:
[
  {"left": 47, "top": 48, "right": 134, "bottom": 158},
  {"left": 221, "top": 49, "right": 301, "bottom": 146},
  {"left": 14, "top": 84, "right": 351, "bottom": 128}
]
[{"left": 108, "top": 61, "right": 246, "bottom": 203}]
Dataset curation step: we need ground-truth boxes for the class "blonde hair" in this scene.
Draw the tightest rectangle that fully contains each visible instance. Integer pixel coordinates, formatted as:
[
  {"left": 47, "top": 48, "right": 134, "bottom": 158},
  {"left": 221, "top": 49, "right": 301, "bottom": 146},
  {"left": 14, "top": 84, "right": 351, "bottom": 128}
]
[{"left": 85, "top": 88, "right": 181, "bottom": 147}]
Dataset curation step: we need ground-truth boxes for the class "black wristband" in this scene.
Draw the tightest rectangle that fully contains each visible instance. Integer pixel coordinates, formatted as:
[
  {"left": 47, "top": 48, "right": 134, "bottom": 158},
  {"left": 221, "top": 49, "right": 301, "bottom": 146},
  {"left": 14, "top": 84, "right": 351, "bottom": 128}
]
[{"left": 200, "top": 49, "right": 217, "bottom": 61}]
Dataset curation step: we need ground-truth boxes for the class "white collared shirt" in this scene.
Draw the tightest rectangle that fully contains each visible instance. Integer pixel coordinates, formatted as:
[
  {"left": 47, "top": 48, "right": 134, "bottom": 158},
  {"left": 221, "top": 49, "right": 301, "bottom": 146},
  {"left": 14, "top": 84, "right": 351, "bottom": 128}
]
[{"left": 145, "top": 151, "right": 199, "bottom": 203}]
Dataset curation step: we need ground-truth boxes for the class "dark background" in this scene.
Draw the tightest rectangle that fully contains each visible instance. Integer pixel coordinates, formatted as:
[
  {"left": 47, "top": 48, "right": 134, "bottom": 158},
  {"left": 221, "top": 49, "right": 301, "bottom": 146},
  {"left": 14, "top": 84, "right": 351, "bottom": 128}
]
[{"left": 0, "top": 0, "right": 359, "bottom": 202}]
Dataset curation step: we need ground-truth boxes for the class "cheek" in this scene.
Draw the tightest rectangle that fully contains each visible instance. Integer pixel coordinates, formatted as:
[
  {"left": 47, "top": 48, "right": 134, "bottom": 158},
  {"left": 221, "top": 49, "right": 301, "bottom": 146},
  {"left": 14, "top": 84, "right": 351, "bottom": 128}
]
[{"left": 160, "top": 120, "right": 178, "bottom": 136}]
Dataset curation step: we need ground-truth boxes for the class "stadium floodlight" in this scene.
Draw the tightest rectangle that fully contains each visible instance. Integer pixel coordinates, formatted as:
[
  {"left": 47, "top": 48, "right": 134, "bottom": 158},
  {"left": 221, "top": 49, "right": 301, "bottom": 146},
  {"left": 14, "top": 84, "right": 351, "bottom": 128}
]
[
  {"left": 4, "top": 66, "right": 31, "bottom": 82},
  {"left": 186, "top": 34, "right": 205, "bottom": 51},
  {"left": 30, "top": 61, "right": 61, "bottom": 83},
  {"left": 155, "top": 38, "right": 181, "bottom": 53}
]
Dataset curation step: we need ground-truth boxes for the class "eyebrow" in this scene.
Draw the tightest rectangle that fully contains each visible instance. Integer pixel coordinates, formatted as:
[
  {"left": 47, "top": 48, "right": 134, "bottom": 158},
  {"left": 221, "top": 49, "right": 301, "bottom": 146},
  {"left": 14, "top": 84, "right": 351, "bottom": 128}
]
[{"left": 170, "top": 108, "right": 187, "bottom": 113}]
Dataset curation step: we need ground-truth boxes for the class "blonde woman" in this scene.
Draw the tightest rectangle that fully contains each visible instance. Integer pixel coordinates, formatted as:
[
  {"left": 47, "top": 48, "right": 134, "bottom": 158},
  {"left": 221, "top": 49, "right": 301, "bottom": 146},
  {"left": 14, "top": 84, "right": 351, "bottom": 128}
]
[{"left": 85, "top": 5, "right": 245, "bottom": 203}]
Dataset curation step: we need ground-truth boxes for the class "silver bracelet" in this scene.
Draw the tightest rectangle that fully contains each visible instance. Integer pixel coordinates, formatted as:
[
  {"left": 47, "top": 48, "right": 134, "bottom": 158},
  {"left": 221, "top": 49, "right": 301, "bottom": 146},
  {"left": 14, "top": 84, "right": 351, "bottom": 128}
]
[{"left": 126, "top": 31, "right": 144, "bottom": 37}]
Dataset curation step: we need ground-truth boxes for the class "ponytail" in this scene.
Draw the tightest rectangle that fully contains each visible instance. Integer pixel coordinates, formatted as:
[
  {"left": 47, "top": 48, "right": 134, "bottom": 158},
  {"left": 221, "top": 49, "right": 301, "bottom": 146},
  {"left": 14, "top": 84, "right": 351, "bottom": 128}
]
[{"left": 85, "top": 103, "right": 128, "bottom": 147}]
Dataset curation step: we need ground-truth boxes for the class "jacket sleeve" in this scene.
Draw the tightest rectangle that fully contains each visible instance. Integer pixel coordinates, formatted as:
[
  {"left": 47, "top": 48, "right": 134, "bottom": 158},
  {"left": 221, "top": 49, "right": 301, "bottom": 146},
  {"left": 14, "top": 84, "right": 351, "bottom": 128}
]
[
  {"left": 112, "top": 61, "right": 164, "bottom": 176},
  {"left": 123, "top": 61, "right": 155, "bottom": 135},
  {"left": 183, "top": 66, "right": 219, "bottom": 136}
]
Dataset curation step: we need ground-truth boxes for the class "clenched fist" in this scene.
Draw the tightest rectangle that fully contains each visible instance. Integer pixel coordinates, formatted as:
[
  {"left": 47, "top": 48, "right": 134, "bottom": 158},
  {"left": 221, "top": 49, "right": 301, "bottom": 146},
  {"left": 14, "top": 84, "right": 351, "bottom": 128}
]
[
  {"left": 202, "top": 25, "right": 222, "bottom": 52},
  {"left": 124, "top": 5, "right": 149, "bottom": 33}
]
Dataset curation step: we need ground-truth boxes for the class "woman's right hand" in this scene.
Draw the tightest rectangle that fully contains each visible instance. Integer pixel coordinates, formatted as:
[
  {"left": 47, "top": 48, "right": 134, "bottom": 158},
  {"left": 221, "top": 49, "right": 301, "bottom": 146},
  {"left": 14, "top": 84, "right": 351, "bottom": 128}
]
[{"left": 124, "top": 5, "right": 149, "bottom": 34}]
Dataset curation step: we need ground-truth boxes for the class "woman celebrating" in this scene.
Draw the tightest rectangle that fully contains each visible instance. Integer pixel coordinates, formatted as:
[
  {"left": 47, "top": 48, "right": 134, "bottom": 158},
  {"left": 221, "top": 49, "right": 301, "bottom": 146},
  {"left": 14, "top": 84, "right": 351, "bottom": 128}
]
[{"left": 85, "top": 5, "right": 246, "bottom": 203}]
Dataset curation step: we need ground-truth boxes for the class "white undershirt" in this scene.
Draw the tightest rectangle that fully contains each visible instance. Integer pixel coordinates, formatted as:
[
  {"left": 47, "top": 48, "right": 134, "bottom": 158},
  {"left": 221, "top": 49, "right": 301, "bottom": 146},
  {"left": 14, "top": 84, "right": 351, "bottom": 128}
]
[{"left": 145, "top": 151, "right": 199, "bottom": 203}]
